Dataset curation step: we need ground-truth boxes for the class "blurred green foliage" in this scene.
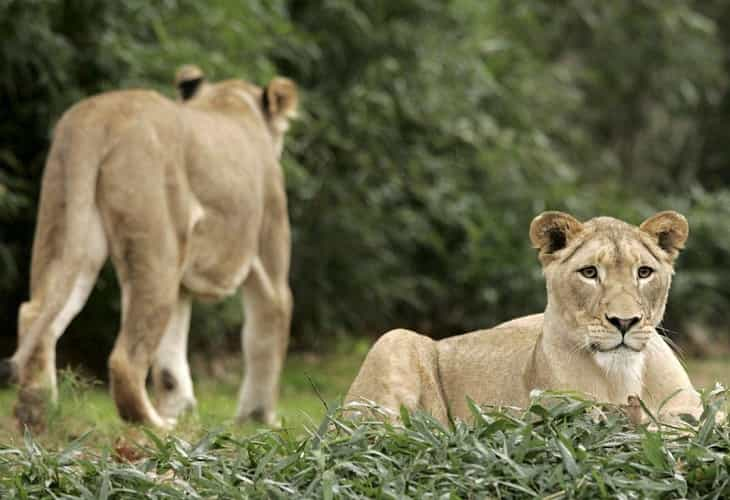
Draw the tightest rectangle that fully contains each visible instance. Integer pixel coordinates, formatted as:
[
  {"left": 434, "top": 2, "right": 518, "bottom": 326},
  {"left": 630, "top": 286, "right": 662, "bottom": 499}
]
[{"left": 1, "top": 0, "right": 729, "bottom": 367}]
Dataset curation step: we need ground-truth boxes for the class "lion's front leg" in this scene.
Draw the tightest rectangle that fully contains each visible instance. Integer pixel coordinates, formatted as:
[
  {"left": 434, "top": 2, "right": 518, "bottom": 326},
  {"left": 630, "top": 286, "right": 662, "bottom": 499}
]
[
  {"left": 235, "top": 258, "right": 293, "bottom": 425},
  {"left": 236, "top": 187, "right": 293, "bottom": 426},
  {"left": 641, "top": 335, "right": 706, "bottom": 426},
  {"left": 624, "top": 391, "right": 722, "bottom": 431}
]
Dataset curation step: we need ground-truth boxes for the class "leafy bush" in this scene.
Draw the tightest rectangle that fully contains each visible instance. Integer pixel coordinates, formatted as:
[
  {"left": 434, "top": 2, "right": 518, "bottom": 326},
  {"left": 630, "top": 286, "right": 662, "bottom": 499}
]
[
  {"left": 1, "top": 391, "right": 728, "bottom": 498},
  {"left": 1, "top": 1, "right": 729, "bottom": 363}
]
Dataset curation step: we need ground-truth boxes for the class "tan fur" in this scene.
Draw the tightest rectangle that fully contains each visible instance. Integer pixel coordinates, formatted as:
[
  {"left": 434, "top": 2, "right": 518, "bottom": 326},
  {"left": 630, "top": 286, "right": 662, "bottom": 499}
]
[
  {"left": 10, "top": 66, "right": 298, "bottom": 429},
  {"left": 346, "top": 211, "right": 702, "bottom": 424}
]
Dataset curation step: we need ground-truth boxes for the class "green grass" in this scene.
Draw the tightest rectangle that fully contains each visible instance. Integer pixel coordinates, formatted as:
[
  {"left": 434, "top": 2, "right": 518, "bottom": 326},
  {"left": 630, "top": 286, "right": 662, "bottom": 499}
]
[
  {"left": 0, "top": 340, "right": 371, "bottom": 449},
  {"left": 687, "top": 358, "right": 730, "bottom": 392},
  {"left": 0, "top": 350, "right": 729, "bottom": 498},
  {"left": 1, "top": 389, "right": 729, "bottom": 498}
]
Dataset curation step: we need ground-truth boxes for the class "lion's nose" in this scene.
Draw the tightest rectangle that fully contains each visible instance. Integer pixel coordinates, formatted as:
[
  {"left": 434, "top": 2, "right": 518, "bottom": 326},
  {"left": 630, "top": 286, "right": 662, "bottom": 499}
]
[{"left": 606, "top": 315, "right": 641, "bottom": 335}]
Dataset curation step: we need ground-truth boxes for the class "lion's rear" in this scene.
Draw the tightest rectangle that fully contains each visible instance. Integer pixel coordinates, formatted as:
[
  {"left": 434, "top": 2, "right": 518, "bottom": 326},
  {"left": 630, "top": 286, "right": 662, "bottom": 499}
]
[{"left": 10, "top": 93, "right": 138, "bottom": 424}]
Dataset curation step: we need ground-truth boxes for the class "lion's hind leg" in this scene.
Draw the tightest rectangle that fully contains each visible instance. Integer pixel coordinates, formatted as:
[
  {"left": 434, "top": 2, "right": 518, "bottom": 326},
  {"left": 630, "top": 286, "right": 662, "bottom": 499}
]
[
  {"left": 104, "top": 208, "right": 182, "bottom": 428},
  {"left": 107, "top": 271, "right": 179, "bottom": 428},
  {"left": 344, "top": 329, "right": 449, "bottom": 424},
  {"left": 151, "top": 294, "right": 197, "bottom": 420},
  {"left": 12, "top": 208, "right": 108, "bottom": 430},
  {"left": 235, "top": 184, "right": 293, "bottom": 426}
]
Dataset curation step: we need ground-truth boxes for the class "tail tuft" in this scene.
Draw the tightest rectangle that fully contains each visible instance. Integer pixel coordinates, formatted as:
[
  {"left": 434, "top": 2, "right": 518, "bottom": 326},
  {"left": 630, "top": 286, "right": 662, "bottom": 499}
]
[{"left": 0, "top": 358, "right": 17, "bottom": 386}]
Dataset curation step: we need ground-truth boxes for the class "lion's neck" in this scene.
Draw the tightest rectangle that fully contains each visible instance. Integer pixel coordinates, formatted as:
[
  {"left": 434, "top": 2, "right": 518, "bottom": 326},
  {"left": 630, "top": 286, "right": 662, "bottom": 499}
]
[
  {"left": 592, "top": 350, "right": 645, "bottom": 402},
  {"left": 533, "top": 309, "right": 646, "bottom": 404}
]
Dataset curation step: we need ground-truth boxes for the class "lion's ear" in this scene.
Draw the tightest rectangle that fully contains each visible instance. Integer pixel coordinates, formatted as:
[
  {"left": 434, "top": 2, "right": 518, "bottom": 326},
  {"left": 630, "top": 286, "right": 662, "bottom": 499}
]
[
  {"left": 175, "top": 64, "right": 205, "bottom": 101},
  {"left": 263, "top": 77, "right": 298, "bottom": 121},
  {"left": 639, "top": 211, "right": 689, "bottom": 260},
  {"left": 530, "top": 211, "right": 584, "bottom": 263}
]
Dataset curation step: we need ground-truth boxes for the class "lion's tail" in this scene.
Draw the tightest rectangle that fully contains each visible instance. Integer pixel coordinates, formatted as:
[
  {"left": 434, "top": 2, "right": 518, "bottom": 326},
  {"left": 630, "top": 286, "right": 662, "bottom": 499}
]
[{"left": 9, "top": 108, "right": 105, "bottom": 374}]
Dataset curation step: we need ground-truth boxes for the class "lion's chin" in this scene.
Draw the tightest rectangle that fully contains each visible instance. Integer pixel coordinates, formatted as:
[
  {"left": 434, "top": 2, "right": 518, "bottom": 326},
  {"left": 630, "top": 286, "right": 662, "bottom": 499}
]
[
  {"left": 609, "top": 344, "right": 641, "bottom": 353},
  {"left": 592, "top": 347, "right": 646, "bottom": 400}
]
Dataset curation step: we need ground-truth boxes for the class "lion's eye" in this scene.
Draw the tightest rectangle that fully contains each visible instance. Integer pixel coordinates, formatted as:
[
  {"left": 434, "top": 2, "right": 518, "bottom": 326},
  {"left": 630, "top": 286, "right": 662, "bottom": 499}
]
[
  {"left": 578, "top": 266, "right": 598, "bottom": 279},
  {"left": 637, "top": 266, "right": 654, "bottom": 279}
]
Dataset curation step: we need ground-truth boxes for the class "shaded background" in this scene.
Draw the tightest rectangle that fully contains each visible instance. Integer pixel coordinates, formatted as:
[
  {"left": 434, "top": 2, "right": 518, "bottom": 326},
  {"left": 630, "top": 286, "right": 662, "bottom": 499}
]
[{"left": 1, "top": 0, "right": 729, "bottom": 377}]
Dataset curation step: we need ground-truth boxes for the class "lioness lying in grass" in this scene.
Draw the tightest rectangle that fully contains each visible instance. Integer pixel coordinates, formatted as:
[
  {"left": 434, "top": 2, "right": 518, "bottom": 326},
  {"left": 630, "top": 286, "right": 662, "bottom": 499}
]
[{"left": 346, "top": 211, "right": 702, "bottom": 424}]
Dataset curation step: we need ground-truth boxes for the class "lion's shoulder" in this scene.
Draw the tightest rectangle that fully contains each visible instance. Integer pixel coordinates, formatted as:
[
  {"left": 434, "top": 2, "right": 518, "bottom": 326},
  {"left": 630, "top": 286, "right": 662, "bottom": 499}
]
[{"left": 438, "top": 315, "right": 543, "bottom": 357}]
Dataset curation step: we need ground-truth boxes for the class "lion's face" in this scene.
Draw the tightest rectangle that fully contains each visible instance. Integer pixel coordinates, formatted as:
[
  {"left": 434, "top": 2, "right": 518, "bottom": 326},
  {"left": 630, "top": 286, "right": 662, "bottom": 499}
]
[{"left": 530, "top": 211, "right": 688, "bottom": 368}]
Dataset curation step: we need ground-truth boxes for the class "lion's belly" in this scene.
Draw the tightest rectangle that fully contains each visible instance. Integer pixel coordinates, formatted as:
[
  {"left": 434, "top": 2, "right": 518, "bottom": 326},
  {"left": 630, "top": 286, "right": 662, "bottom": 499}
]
[
  {"left": 182, "top": 262, "right": 251, "bottom": 301},
  {"left": 173, "top": 113, "right": 268, "bottom": 301},
  {"left": 181, "top": 210, "right": 262, "bottom": 301}
]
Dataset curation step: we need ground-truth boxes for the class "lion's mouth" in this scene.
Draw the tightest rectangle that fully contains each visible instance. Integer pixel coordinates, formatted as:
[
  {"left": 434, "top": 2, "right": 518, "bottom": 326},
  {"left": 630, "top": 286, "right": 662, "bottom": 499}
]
[{"left": 590, "top": 342, "right": 642, "bottom": 353}]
